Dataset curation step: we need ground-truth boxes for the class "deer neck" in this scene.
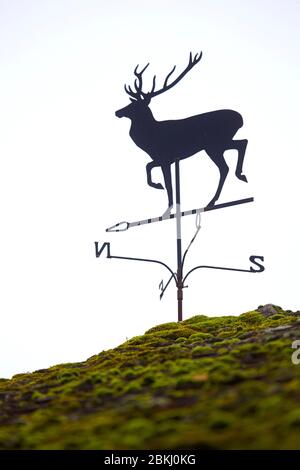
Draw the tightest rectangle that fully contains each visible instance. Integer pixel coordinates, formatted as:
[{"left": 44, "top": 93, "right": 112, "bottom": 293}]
[{"left": 129, "top": 106, "right": 156, "bottom": 141}]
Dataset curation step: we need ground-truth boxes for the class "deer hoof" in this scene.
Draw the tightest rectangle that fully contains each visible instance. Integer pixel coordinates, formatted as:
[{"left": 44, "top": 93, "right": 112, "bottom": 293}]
[
  {"left": 154, "top": 183, "right": 164, "bottom": 190},
  {"left": 237, "top": 173, "right": 248, "bottom": 183}
]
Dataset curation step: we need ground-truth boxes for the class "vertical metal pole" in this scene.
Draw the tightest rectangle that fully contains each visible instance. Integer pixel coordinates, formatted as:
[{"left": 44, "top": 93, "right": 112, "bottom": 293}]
[{"left": 175, "top": 158, "right": 183, "bottom": 322}]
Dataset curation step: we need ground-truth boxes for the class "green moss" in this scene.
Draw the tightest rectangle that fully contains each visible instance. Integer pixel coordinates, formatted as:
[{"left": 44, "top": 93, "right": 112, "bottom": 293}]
[
  {"left": 159, "top": 328, "right": 196, "bottom": 340},
  {"left": 217, "top": 338, "right": 240, "bottom": 347},
  {"left": 209, "top": 412, "right": 235, "bottom": 430},
  {"left": 285, "top": 410, "right": 300, "bottom": 428},
  {"left": 240, "top": 311, "right": 263, "bottom": 324},
  {"left": 183, "top": 314, "right": 208, "bottom": 324},
  {"left": 192, "top": 345, "right": 214, "bottom": 357},
  {"left": 271, "top": 314, "right": 286, "bottom": 320},
  {"left": 188, "top": 332, "right": 213, "bottom": 341},
  {"left": 1, "top": 304, "right": 300, "bottom": 450},
  {"left": 175, "top": 337, "right": 187, "bottom": 343},
  {"left": 145, "top": 322, "right": 180, "bottom": 333}
]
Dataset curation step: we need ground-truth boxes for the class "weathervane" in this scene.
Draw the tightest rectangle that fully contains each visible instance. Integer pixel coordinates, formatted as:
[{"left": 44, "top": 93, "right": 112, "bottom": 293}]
[{"left": 95, "top": 52, "right": 265, "bottom": 322}]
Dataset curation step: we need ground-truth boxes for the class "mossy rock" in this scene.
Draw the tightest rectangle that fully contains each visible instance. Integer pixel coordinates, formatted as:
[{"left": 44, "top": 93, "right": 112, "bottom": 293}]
[{"left": 1, "top": 305, "right": 300, "bottom": 450}]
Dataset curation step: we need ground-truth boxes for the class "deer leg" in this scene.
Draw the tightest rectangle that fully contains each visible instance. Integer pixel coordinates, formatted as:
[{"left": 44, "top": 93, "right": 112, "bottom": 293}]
[
  {"left": 146, "top": 161, "right": 164, "bottom": 190},
  {"left": 228, "top": 139, "right": 248, "bottom": 183},
  {"left": 161, "top": 164, "right": 173, "bottom": 211},
  {"left": 206, "top": 152, "right": 229, "bottom": 207}
]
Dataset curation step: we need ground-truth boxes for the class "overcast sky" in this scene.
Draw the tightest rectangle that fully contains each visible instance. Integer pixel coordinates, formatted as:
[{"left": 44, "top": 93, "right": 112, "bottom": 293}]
[{"left": 1, "top": 0, "right": 299, "bottom": 378}]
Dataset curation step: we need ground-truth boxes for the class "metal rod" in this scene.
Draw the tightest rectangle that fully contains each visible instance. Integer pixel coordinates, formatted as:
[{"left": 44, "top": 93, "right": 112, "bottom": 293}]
[
  {"left": 106, "top": 197, "right": 254, "bottom": 232},
  {"left": 182, "top": 224, "right": 201, "bottom": 270},
  {"left": 109, "top": 254, "right": 177, "bottom": 282},
  {"left": 175, "top": 159, "right": 183, "bottom": 322},
  {"left": 183, "top": 264, "right": 256, "bottom": 284}
]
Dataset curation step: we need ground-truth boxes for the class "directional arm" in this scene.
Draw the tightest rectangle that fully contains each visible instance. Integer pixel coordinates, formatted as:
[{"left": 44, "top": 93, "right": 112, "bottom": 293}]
[
  {"left": 95, "top": 242, "right": 177, "bottom": 285},
  {"left": 183, "top": 255, "right": 265, "bottom": 284}
]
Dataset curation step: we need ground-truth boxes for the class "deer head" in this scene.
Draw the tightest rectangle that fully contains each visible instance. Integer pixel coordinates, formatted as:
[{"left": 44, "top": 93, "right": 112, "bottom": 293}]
[{"left": 115, "top": 52, "right": 203, "bottom": 119}]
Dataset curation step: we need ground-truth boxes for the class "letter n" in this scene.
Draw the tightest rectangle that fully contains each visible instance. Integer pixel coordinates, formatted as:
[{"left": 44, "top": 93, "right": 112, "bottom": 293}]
[{"left": 95, "top": 242, "right": 111, "bottom": 258}]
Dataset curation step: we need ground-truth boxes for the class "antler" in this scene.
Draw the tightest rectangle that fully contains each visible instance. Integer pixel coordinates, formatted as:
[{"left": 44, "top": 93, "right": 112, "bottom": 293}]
[
  {"left": 124, "top": 63, "right": 150, "bottom": 100},
  {"left": 149, "top": 51, "right": 202, "bottom": 99},
  {"left": 124, "top": 52, "right": 202, "bottom": 101}
]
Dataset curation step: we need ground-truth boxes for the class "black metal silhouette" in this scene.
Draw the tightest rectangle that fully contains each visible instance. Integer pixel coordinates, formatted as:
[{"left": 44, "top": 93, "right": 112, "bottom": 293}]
[
  {"left": 96, "top": 240, "right": 264, "bottom": 299},
  {"left": 95, "top": 53, "right": 265, "bottom": 322},
  {"left": 96, "top": 159, "right": 264, "bottom": 322},
  {"left": 115, "top": 52, "right": 248, "bottom": 211}
]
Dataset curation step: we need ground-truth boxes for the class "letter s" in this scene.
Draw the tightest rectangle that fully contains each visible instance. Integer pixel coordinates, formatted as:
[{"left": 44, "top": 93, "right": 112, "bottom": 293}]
[{"left": 249, "top": 255, "right": 265, "bottom": 273}]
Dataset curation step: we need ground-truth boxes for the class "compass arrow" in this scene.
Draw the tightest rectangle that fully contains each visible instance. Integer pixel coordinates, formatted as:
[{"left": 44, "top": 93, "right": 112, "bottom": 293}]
[{"left": 106, "top": 197, "right": 254, "bottom": 232}]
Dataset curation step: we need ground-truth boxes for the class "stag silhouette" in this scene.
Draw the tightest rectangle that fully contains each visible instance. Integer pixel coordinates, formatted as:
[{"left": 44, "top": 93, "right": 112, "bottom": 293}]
[{"left": 115, "top": 52, "right": 248, "bottom": 212}]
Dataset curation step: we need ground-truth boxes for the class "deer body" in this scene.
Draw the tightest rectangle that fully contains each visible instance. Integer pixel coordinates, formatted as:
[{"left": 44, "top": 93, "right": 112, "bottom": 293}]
[
  {"left": 116, "top": 53, "right": 248, "bottom": 210},
  {"left": 127, "top": 108, "right": 243, "bottom": 161}
]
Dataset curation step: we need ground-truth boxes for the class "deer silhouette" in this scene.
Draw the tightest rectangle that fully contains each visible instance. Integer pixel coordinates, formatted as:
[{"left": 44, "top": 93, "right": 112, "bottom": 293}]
[{"left": 115, "top": 52, "right": 248, "bottom": 212}]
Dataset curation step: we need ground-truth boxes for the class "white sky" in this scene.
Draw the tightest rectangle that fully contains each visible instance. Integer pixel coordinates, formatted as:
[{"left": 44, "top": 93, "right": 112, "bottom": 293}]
[{"left": 0, "top": 0, "right": 299, "bottom": 378}]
